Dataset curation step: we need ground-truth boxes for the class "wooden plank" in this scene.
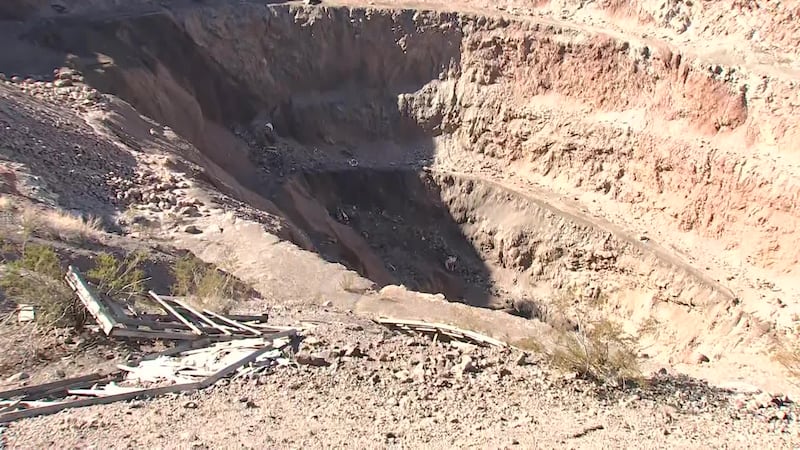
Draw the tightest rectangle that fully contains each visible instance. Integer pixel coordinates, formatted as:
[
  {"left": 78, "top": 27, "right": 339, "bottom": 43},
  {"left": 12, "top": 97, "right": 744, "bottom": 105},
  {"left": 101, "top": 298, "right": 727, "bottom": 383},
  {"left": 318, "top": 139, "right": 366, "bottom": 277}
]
[
  {"left": 170, "top": 299, "right": 231, "bottom": 335},
  {"left": 158, "top": 297, "right": 269, "bottom": 323},
  {"left": 134, "top": 313, "right": 265, "bottom": 329},
  {"left": 175, "top": 329, "right": 296, "bottom": 357},
  {"left": 0, "top": 373, "right": 105, "bottom": 400},
  {"left": 0, "top": 381, "right": 203, "bottom": 422},
  {"left": 115, "top": 314, "right": 235, "bottom": 335},
  {"left": 65, "top": 267, "right": 118, "bottom": 335},
  {"left": 111, "top": 327, "right": 277, "bottom": 342},
  {"left": 0, "top": 400, "right": 61, "bottom": 411},
  {"left": 202, "top": 309, "right": 262, "bottom": 336},
  {"left": 110, "top": 327, "right": 202, "bottom": 341},
  {"left": 253, "top": 325, "right": 296, "bottom": 332},
  {"left": 225, "top": 314, "right": 269, "bottom": 323},
  {"left": 139, "top": 338, "right": 212, "bottom": 361},
  {"left": 198, "top": 344, "right": 278, "bottom": 387},
  {"left": 68, "top": 386, "right": 143, "bottom": 397},
  {"left": 0, "top": 341, "right": 284, "bottom": 422},
  {"left": 148, "top": 291, "right": 203, "bottom": 336},
  {"left": 375, "top": 317, "right": 508, "bottom": 348},
  {"left": 0, "top": 400, "right": 21, "bottom": 413}
]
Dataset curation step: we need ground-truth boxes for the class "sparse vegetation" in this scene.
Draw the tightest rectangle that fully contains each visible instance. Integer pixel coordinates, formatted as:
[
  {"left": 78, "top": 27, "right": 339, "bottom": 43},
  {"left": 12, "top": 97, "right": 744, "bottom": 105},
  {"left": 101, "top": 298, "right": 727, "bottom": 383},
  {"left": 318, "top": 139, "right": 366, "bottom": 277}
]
[
  {"left": 171, "top": 253, "right": 244, "bottom": 313},
  {"left": 637, "top": 316, "right": 660, "bottom": 337},
  {"left": 541, "top": 287, "right": 641, "bottom": 386},
  {"left": 339, "top": 272, "right": 370, "bottom": 294},
  {"left": 550, "top": 318, "right": 641, "bottom": 386},
  {"left": 0, "top": 243, "right": 83, "bottom": 327},
  {"left": 511, "top": 336, "right": 545, "bottom": 353},
  {"left": 509, "top": 298, "right": 548, "bottom": 321},
  {"left": 20, "top": 206, "right": 103, "bottom": 244},
  {"left": 86, "top": 251, "right": 148, "bottom": 303},
  {"left": 774, "top": 342, "right": 800, "bottom": 383}
]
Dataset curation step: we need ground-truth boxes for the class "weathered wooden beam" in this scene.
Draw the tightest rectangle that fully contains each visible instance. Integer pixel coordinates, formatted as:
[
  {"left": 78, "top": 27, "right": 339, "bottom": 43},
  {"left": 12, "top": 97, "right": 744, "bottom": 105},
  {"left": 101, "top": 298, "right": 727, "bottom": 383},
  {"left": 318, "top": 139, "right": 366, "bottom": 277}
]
[
  {"left": 65, "top": 267, "right": 118, "bottom": 335},
  {"left": 158, "top": 297, "right": 269, "bottom": 323},
  {"left": 116, "top": 315, "right": 233, "bottom": 335},
  {"left": 202, "top": 309, "right": 262, "bottom": 336},
  {"left": 0, "top": 380, "right": 204, "bottom": 422},
  {"left": 110, "top": 327, "right": 201, "bottom": 341},
  {"left": 0, "top": 373, "right": 106, "bottom": 400},
  {"left": 170, "top": 299, "right": 232, "bottom": 335},
  {"left": 0, "top": 340, "right": 288, "bottom": 422},
  {"left": 225, "top": 314, "right": 270, "bottom": 323},
  {"left": 148, "top": 291, "right": 203, "bottom": 335},
  {"left": 375, "top": 317, "right": 508, "bottom": 348}
]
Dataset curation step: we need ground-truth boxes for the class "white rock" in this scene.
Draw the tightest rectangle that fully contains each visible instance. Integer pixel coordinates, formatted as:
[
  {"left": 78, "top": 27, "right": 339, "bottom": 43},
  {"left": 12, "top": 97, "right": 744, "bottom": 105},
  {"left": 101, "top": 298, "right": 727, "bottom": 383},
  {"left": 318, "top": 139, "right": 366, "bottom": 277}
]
[{"left": 6, "top": 372, "right": 29, "bottom": 382}]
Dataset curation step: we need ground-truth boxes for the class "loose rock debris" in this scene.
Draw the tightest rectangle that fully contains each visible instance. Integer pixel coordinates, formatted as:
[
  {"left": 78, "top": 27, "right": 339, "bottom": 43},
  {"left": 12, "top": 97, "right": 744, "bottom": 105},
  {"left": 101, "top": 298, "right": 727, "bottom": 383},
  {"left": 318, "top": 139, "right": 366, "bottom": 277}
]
[
  {"left": 0, "top": 313, "right": 521, "bottom": 422},
  {"left": 0, "top": 334, "right": 297, "bottom": 422}
]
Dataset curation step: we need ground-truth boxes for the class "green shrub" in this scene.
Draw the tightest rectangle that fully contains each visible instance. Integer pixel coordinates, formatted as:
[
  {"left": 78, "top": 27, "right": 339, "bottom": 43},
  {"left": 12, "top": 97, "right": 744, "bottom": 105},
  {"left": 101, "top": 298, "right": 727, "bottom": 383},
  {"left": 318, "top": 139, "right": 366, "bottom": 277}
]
[
  {"left": 86, "top": 251, "right": 147, "bottom": 302},
  {"left": 171, "top": 254, "right": 242, "bottom": 313},
  {"left": 0, "top": 244, "right": 82, "bottom": 327}
]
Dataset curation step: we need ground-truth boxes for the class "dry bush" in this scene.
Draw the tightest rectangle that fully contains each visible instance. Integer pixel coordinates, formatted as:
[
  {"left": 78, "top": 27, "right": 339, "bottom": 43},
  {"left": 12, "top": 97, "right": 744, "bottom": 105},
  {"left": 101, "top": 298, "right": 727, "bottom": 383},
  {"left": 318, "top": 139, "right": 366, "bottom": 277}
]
[
  {"left": 551, "top": 318, "right": 641, "bottom": 386},
  {"left": 511, "top": 336, "right": 545, "bottom": 353},
  {"left": 542, "top": 287, "right": 641, "bottom": 385},
  {"left": 0, "top": 243, "right": 84, "bottom": 327},
  {"left": 637, "top": 316, "right": 660, "bottom": 337},
  {"left": 171, "top": 254, "right": 245, "bottom": 313},
  {"left": 20, "top": 206, "right": 103, "bottom": 244},
  {"left": 0, "top": 195, "right": 14, "bottom": 212},
  {"left": 774, "top": 342, "right": 800, "bottom": 383},
  {"left": 0, "top": 320, "right": 60, "bottom": 376},
  {"left": 339, "top": 273, "right": 370, "bottom": 294},
  {"left": 509, "top": 298, "right": 548, "bottom": 321}
]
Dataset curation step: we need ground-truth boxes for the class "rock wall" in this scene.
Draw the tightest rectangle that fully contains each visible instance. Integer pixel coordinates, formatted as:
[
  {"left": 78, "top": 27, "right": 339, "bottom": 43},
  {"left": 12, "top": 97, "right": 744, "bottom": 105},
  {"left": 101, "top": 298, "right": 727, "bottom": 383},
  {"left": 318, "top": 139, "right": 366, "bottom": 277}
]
[{"left": 150, "top": 5, "right": 799, "bottom": 276}]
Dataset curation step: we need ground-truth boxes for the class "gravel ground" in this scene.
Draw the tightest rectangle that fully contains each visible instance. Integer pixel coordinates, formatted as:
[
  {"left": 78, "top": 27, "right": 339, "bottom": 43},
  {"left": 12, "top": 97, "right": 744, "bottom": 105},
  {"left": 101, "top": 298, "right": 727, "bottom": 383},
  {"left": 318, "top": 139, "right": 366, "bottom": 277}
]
[{"left": 3, "top": 309, "right": 798, "bottom": 449}]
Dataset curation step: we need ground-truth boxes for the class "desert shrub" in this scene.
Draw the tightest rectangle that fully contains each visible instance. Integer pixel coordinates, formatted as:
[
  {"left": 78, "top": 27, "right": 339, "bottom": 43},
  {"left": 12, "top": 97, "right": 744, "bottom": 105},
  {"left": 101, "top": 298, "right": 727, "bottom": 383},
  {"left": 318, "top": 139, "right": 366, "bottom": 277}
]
[
  {"left": 511, "top": 336, "right": 545, "bottom": 353},
  {"left": 774, "top": 342, "right": 800, "bottom": 383},
  {"left": 550, "top": 318, "right": 640, "bottom": 386},
  {"left": 338, "top": 272, "right": 371, "bottom": 294},
  {"left": 86, "top": 251, "right": 148, "bottom": 303},
  {"left": 20, "top": 207, "right": 103, "bottom": 244},
  {"left": 509, "top": 298, "right": 548, "bottom": 321},
  {"left": 637, "top": 317, "right": 660, "bottom": 337},
  {"left": 0, "top": 244, "right": 83, "bottom": 327},
  {"left": 171, "top": 254, "right": 243, "bottom": 313},
  {"left": 13, "top": 243, "right": 61, "bottom": 279}
]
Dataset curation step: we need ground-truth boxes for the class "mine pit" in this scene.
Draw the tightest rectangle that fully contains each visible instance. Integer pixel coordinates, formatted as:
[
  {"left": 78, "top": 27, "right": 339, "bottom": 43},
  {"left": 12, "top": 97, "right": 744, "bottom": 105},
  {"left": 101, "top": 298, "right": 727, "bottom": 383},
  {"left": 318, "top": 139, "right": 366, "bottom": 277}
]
[
  {"left": 3, "top": 0, "right": 800, "bottom": 445},
  {"left": 274, "top": 169, "right": 496, "bottom": 308},
  {"left": 5, "top": 1, "right": 797, "bottom": 379}
]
